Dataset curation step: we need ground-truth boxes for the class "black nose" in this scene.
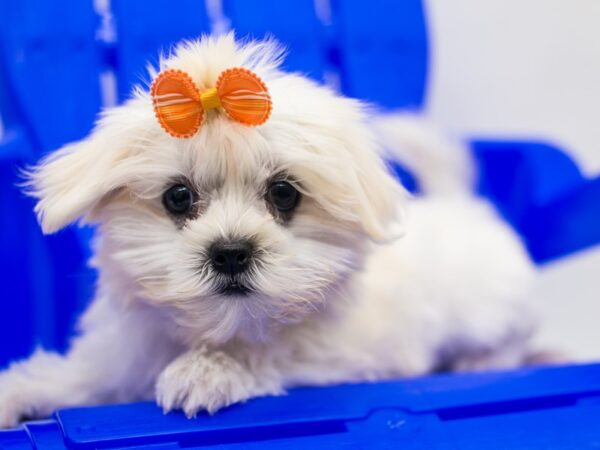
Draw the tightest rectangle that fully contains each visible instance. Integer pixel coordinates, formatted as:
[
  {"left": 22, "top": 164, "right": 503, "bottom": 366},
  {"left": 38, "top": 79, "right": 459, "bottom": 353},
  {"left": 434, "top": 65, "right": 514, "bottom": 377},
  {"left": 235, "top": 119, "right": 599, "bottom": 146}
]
[{"left": 209, "top": 240, "right": 253, "bottom": 275}]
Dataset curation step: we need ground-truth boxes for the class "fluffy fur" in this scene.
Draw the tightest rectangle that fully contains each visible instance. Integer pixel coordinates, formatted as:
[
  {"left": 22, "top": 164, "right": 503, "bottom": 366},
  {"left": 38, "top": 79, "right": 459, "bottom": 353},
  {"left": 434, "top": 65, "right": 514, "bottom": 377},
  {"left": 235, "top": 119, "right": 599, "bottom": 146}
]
[{"left": 0, "top": 35, "right": 536, "bottom": 428}]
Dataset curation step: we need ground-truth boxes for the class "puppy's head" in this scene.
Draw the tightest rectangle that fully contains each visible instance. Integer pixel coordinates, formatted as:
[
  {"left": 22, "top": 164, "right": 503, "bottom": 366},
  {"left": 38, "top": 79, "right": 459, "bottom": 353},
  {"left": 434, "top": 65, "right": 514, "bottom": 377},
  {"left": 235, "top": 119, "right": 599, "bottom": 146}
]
[{"left": 28, "top": 35, "right": 405, "bottom": 344}]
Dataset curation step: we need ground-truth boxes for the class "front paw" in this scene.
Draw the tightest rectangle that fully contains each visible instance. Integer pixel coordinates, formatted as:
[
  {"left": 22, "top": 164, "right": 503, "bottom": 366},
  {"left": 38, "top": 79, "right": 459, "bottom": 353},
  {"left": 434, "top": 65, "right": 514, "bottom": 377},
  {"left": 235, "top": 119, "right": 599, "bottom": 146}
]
[
  {"left": 156, "top": 350, "right": 277, "bottom": 417},
  {"left": 0, "top": 376, "right": 35, "bottom": 429},
  {"left": 0, "top": 394, "right": 23, "bottom": 429}
]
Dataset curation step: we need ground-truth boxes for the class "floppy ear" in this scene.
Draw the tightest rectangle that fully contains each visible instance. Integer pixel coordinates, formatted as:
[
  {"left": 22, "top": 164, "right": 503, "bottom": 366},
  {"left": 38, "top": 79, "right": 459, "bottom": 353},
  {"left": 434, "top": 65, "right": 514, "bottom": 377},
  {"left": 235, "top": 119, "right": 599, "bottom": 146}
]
[
  {"left": 26, "top": 96, "right": 159, "bottom": 234},
  {"left": 26, "top": 129, "right": 123, "bottom": 234},
  {"left": 298, "top": 120, "right": 407, "bottom": 242},
  {"left": 25, "top": 100, "right": 151, "bottom": 234},
  {"left": 322, "top": 99, "right": 408, "bottom": 241},
  {"left": 344, "top": 143, "right": 407, "bottom": 241}
]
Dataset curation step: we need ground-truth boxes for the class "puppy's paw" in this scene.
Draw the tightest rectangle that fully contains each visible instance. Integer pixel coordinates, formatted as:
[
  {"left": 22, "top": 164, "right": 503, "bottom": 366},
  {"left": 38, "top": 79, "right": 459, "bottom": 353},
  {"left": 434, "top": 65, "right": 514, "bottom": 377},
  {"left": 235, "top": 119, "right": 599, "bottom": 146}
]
[
  {"left": 450, "top": 345, "right": 529, "bottom": 373},
  {"left": 156, "top": 349, "right": 277, "bottom": 418},
  {"left": 0, "top": 400, "right": 21, "bottom": 429},
  {"left": 0, "top": 380, "right": 31, "bottom": 429},
  {"left": 0, "top": 351, "right": 72, "bottom": 429}
]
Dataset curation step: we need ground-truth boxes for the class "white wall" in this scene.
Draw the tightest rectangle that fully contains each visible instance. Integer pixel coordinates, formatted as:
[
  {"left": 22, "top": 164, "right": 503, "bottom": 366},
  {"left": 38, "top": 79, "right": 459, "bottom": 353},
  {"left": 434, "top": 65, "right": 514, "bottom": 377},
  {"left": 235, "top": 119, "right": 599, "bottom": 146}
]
[
  {"left": 425, "top": 0, "right": 600, "bottom": 175},
  {"left": 424, "top": 0, "right": 600, "bottom": 360}
]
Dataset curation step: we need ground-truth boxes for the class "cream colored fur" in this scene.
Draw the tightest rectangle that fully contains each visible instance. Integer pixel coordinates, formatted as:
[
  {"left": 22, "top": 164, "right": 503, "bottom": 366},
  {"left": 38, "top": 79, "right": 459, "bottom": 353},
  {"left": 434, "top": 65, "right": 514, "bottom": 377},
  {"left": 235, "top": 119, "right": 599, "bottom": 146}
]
[{"left": 0, "top": 35, "right": 536, "bottom": 428}]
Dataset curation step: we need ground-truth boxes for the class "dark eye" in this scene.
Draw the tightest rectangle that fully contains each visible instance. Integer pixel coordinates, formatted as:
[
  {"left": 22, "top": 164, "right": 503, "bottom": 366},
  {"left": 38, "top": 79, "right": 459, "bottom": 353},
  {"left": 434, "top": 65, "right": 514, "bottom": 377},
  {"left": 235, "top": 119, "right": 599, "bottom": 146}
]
[
  {"left": 163, "top": 184, "right": 193, "bottom": 215},
  {"left": 268, "top": 181, "right": 300, "bottom": 212}
]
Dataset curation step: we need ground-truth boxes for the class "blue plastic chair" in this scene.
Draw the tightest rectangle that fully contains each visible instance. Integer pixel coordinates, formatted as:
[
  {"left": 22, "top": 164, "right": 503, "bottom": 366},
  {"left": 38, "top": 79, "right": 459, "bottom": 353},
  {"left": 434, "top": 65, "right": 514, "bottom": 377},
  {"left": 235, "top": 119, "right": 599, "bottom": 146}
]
[{"left": 1, "top": 1, "right": 600, "bottom": 446}]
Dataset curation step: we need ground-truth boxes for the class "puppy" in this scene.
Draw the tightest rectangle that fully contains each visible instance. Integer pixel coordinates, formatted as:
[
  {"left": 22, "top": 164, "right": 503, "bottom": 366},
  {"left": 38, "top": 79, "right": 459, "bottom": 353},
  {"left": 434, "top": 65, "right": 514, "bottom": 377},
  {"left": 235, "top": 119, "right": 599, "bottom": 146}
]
[{"left": 0, "top": 34, "right": 535, "bottom": 428}]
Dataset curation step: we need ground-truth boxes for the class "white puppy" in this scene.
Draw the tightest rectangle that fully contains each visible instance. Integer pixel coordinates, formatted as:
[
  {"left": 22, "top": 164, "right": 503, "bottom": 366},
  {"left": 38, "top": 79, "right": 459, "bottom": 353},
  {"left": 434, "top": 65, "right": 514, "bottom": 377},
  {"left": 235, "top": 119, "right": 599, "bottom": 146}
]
[{"left": 0, "top": 34, "right": 535, "bottom": 428}]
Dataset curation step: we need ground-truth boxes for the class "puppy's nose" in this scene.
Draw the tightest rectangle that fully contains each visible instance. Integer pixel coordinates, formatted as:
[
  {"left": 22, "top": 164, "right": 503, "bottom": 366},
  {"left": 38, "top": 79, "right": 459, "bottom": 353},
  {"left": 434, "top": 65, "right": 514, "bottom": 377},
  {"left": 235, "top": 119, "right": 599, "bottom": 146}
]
[{"left": 209, "top": 240, "right": 253, "bottom": 275}]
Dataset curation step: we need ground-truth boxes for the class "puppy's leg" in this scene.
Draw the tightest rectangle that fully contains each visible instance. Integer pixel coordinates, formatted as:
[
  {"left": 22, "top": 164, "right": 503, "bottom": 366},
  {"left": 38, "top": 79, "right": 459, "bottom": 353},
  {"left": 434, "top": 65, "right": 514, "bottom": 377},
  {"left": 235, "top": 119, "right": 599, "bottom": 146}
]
[
  {"left": 0, "top": 299, "right": 177, "bottom": 428},
  {"left": 446, "top": 337, "right": 532, "bottom": 373},
  {"left": 0, "top": 349, "right": 95, "bottom": 428},
  {"left": 156, "top": 346, "right": 284, "bottom": 417}
]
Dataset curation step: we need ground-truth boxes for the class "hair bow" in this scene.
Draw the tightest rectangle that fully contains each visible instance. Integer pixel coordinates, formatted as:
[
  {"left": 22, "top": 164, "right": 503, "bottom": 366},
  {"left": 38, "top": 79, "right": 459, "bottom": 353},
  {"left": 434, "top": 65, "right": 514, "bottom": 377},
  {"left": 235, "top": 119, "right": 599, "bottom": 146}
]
[{"left": 151, "top": 67, "right": 272, "bottom": 138}]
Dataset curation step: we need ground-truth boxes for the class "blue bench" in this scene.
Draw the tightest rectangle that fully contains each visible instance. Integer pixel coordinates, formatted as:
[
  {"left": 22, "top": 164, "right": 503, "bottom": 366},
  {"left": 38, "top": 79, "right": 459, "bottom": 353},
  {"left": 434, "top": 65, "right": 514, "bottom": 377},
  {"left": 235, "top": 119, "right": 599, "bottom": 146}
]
[
  {"left": 2, "top": 363, "right": 600, "bottom": 448},
  {"left": 0, "top": 0, "right": 598, "bottom": 444}
]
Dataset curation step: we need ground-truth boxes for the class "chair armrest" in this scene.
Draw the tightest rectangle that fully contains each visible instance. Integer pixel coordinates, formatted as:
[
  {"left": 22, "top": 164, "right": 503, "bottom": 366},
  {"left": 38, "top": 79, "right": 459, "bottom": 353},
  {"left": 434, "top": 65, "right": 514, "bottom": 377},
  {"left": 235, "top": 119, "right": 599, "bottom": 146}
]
[{"left": 470, "top": 139, "right": 598, "bottom": 262}]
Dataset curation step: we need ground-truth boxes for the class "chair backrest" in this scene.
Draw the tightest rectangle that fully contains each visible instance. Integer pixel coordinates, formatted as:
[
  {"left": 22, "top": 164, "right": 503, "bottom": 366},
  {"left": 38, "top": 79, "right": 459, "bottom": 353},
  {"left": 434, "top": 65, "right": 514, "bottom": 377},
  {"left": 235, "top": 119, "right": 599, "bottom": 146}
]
[
  {"left": 223, "top": 0, "right": 329, "bottom": 81},
  {"left": 332, "top": 0, "right": 428, "bottom": 109},
  {"left": 0, "top": 0, "right": 103, "bottom": 153},
  {"left": 0, "top": 0, "right": 101, "bottom": 366},
  {"left": 111, "top": 0, "right": 212, "bottom": 102},
  {"left": 111, "top": 0, "right": 429, "bottom": 108}
]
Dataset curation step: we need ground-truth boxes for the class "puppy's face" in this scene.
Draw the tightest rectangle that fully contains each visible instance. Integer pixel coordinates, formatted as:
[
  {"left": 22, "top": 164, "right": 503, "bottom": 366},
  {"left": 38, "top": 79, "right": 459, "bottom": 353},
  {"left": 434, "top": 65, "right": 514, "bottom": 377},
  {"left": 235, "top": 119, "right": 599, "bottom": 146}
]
[{"left": 29, "top": 37, "right": 404, "bottom": 345}]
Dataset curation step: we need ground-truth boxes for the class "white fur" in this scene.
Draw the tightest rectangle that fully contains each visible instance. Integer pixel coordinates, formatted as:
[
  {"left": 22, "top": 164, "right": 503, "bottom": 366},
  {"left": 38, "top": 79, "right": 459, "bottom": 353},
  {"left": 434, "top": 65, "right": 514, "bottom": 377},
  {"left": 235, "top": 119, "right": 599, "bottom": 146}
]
[{"left": 0, "top": 35, "right": 536, "bottom": 428}]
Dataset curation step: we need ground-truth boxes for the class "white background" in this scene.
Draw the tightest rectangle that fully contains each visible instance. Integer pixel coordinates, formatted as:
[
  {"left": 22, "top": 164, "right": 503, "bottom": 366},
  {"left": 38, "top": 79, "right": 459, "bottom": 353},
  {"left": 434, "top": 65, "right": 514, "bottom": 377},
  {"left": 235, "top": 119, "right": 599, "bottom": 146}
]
[{"left": 424, "top": 0, "right": 600, "bottom": 360}]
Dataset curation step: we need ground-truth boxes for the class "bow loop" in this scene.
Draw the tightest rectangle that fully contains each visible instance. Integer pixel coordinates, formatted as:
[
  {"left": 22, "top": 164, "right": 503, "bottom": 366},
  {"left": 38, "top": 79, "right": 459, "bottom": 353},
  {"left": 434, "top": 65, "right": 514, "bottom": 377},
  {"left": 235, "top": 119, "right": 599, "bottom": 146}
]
[
  {"left": 217, "top": 68, "right": 272, "bottom": 126},
  {"left": 151, "top": 69, "right": 203, "bottom": 138},
  {"left": 151, "top": 67, "right": 272, "bottom": 138}
]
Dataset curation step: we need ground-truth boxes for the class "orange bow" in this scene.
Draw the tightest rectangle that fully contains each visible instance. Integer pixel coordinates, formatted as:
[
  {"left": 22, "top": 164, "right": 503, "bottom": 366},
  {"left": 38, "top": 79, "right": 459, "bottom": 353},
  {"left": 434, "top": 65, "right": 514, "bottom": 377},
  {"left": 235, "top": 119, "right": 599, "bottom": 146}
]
[{"left": 151, "top": 67, "right": 272, "bottom": 138}]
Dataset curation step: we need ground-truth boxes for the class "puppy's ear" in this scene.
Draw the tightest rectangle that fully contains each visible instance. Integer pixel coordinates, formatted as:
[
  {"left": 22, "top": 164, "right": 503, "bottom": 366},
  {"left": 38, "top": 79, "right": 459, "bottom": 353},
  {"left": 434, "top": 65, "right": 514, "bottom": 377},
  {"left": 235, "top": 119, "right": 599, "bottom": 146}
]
[
  {"left": 344, "top": 145, "right": 407, "bottom": 241},
  {"left": 303, "top": 121, "right": 407, "bottom": 241},
  {"left": 26, "top": 103, "right": 146, "bottom": 234},
  {"left": 26, "top": 131, "right": 122, "bottom": 234}
]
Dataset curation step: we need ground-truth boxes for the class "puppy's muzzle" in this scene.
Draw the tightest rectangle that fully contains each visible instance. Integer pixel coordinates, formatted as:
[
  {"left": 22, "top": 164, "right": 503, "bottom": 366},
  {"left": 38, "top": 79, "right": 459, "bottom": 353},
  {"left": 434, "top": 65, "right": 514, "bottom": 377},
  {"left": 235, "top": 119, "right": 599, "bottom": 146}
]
[{"left": 209, "top": 240, "right": 254, "bottom": 275}]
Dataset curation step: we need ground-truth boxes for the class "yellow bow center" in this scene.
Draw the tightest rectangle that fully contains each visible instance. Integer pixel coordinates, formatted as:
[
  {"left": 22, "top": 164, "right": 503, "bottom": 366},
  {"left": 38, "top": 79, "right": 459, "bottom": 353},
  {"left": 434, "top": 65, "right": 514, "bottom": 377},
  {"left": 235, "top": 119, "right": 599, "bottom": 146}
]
[{"left": 200, "top": 88, "right": 222, "bottom": 111}]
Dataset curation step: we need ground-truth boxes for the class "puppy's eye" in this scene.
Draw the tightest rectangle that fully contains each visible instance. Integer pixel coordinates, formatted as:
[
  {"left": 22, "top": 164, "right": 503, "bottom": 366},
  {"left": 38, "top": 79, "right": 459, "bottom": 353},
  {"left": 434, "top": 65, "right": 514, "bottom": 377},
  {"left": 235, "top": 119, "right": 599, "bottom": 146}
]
[
  {"left": 268, "top": 181, "right": 300, "bottom": 212},
  {"left": 163, "top": 184, "right": 193, "bottom": 215}
]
